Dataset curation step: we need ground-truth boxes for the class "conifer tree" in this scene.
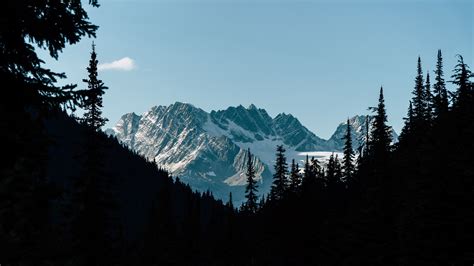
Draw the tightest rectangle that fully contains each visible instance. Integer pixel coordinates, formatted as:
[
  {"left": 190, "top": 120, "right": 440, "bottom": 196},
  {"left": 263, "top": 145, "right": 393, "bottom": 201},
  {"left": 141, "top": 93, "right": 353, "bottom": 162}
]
[
  {"left": 412, "top": 57, "right": 426, "bottom": 125},
  {"left": 270, "top": 145, "right": 288, "bottom": 201},
  {"left": 370, "top": 87, "right": 392, "bottom": 160},
  {"left": 302, "top": 155, "right": 315, "bottom": 191},
  {"left": 312, "top": 157, "right": 322, "bottom": 174},
  {"left": 82, "top": 43, "right": 108, "bottom": 131},
  {"left": 325, "top": 153, "right": 341, "bottom": 190},
  {"left": 303, "top": 155, "right": 312, "bottom": 181},
  {"left": 335, "top": 155, "right": 342, "bottom": 183},
  {"left": 289, "top": 159, "right": 302, "bottom": 193},
  {"left": 1, "top": 0, "right": 100, "bottom": 110},
  {"left": 362, "top": 115, "right": 371, "bottom": 157},
  {"left": 451, "top": 55, "right": 473, "bottom": 112},
  {"left": 342, "top": 119, "right": 355, "bottom": 184},
  {"left": 400, "top": 101, "right": 414, "bottom": 141},
  {"left": 425, "top": 72, "right": 433, "bottom": 122},
  {"left": 244, "top": 149, "right": 258, "bottom": 213},
  {"left": 71, "top": 43, "right": 115, "bottom": 265},
  {"left": 433, "top": 50, "right": 449, "bottom": 118}
]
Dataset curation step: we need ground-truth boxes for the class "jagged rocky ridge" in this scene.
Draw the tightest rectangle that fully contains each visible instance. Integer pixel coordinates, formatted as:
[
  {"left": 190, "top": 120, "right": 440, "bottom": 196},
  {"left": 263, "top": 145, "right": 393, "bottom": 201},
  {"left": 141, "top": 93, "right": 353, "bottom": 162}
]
[{"left": 108, "top": 102, "right": 398, "bottom": 203}]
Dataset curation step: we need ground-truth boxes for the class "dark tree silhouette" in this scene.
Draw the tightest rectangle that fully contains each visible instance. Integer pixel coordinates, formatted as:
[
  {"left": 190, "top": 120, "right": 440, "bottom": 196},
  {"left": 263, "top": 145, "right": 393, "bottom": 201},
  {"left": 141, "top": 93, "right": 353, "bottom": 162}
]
[
  {"left": 325, "top": 153, "right": 342, "bottom": 191},
  {"left": 69, "top": 43, "right": 116, "bottom": 265},
  {"left": 399, "top": 101, "right": 414, "bottom": 143},
  {"left": 289, "top": 159, "right": 302, "bottom": 193},
  {"left": 1, "top": 0, "right": 100, "bottom": 110},
  {"left": 342, "top": 119, "right": 355, "bottom": 185},
  {"left": 412, "top": 57, "right": 427, "bottom": 125},
  {"left": 244, "top": 148, "right": 258, "bottom": 213},
  {"left": 425, "top": 72, "right": 432, "bottom": 123},
  {"left": 270, "top": 145, "right": 288, "bottom": 202},
  {"left": 369, "top": 87, "right": 392, "bottom": 164},
  {"left": 451, "top": 55, "right": 472, "bottom": 111},
  {"left": 433, "top": 50, "right": 449, "bottom": 118},
  {"left": 302, "top": 155, "right": 313, "bottom": 184},
  {"left": 82, "top": 43, "right": 108, "bottom": 131}
]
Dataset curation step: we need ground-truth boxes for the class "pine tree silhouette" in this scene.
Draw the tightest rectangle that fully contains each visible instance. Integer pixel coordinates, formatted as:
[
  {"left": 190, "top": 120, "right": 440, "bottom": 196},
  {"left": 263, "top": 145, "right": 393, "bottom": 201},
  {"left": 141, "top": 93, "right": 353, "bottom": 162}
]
[
  {"left": 424, "top": 72, "right": 433, "bottom": 123},
  {"left": 82, "top": 43, "right": 108, "bottom": 131},
  {"left": 289, "top": 159, "right": 302, "bottom": 193},
  {"left": 370, "top": 87, "right": 392, "bottom": 164},
  {"left": 70, "top": 43, "right": 116, "bottom": 265},
  {"left": 400, "top": 101, "right": 414, "bottom": 142},
  {"left": 0, "top": 0, "right": 100, "bottom": 111},
  {"left": 412, "top": 57, "right": 426, "bottom": 121},
  {"left": 325, "top": 153, "right": 342, "bottom": 191},
  {"left": 342, "top": 118, "right": 355, "bottom": 185},
  {"left": 433, "top": 50, "right": 449, "bottom": 118},
  {"left": 244, "top": 148, "right": 258, "bottom": 213},
  {"left": 270, "top": 145, "right": 288, "bottom": 202},
  {"left": 451, "top": 55, "right": 473, "bottom": 112}
]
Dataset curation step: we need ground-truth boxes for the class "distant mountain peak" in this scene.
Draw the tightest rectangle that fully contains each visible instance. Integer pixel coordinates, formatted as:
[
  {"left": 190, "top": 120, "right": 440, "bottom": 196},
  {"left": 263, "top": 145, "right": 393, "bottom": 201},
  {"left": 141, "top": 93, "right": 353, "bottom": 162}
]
[
  {"left": 248, "top": 103, "right": 258, "bottom": 110},
  {"left": 109, "top": 104, "right": 397, "bottom": 203}
]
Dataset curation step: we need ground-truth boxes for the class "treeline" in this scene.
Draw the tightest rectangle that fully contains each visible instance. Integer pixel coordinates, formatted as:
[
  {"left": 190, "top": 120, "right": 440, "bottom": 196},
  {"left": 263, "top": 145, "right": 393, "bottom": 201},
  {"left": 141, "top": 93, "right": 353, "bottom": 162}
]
[{"left": 235, "top": 51, "right": 474, "bottom": 265}]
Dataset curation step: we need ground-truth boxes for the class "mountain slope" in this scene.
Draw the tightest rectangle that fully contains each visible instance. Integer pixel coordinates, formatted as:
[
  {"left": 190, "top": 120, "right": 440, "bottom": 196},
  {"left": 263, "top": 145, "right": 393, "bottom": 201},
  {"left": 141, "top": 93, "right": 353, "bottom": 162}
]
[{"left": 44, "top": 111, "right": 228, "bottom": 242}]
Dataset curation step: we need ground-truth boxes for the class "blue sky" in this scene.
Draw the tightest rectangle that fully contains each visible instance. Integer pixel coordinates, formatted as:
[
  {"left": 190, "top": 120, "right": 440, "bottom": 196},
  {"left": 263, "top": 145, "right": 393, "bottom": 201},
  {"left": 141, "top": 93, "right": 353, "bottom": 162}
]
[{"left": 41, "top": 0, "right": 472, "bottom": 139}]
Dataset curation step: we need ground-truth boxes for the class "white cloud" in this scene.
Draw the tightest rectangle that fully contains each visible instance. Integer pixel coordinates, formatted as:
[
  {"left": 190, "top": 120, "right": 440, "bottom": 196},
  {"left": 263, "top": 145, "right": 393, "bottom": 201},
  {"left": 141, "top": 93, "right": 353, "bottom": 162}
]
[{"left": 98, "top": 57, "right": 136, "bottom": 71}]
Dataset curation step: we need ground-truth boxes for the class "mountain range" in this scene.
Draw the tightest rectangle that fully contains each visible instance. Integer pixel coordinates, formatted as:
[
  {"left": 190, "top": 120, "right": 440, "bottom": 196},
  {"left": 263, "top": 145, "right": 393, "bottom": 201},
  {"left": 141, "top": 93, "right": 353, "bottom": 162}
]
[{"left": 107, "top": 102, "right": 398, "bottom": 203}]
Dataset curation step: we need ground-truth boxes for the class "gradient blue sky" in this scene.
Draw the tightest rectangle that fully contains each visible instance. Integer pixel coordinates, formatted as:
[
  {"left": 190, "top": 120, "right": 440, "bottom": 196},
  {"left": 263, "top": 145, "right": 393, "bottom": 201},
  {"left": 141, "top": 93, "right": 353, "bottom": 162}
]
[{"left": 41, "top": 0, "right": 472, "bottom": 139}]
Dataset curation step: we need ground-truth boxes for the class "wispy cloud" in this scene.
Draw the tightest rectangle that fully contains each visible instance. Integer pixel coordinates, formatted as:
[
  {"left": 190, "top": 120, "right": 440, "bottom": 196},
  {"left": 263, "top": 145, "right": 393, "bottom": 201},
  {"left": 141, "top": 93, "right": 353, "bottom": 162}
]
[{"left": 98, "top": 57, "right": 136, "bottom": 71}]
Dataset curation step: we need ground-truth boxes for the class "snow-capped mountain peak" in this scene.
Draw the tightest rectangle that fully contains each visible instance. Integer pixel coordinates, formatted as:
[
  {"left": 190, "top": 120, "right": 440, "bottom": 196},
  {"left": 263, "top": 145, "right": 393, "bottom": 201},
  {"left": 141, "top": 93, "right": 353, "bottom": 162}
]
[{"left": 109, "top": 103, "right": 397, "bottom": 203}]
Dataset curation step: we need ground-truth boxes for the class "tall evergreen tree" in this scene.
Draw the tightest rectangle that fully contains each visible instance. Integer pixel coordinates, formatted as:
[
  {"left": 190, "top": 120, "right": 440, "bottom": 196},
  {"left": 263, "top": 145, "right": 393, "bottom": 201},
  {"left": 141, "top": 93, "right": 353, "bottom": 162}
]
[
  {"left": 302, "top": 155, "right": 316, "bottom": 192},
  {"left": 342, "top": 118, "right": 355, "bottom": 185},
  {"left": 70, "top": 43, "right": 115, "bottom": 265},
  {"left": 433, "top": 50, "right": 449, "bottom": 118},
  {"left": 425, "top": 72, "right": 433, "bottom": 122},
  {"left": 289, "top": 159, "right": 302, "bottom": 193},
  {"left": 412, "top": 57, "right": 426, "bottom": 125},
  {"left": 451, "top": 55, "right": 473, "bottom": 112},
  {"left": 370, "top": 87, "right": 392, "bottom": 161},
  {"left": 270, "top": 145, "right": 288, "bottom": 201},
  {"left": 360, "top": 115, "right": 371, "bottom": 158},
  {"left": 82, "top": 43, "right": 108, "bottom": 131},
  {"left": 303, "top": 155, "right": 312, "bottom": 182},
  {"left": 325, "top": 153, "right": 342, "bottom": 191},
  {"left": 334, "top": 155, "right": 342, "bottom": 183},
  {"left": 365, "top": 86, "right": 393, "bottom": 191},
  {"left": 400, "top": 101, "right": 414, "bottom": 141},
  {"left": 244, "top": 149, "right": 258, "bottom": 213}
]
